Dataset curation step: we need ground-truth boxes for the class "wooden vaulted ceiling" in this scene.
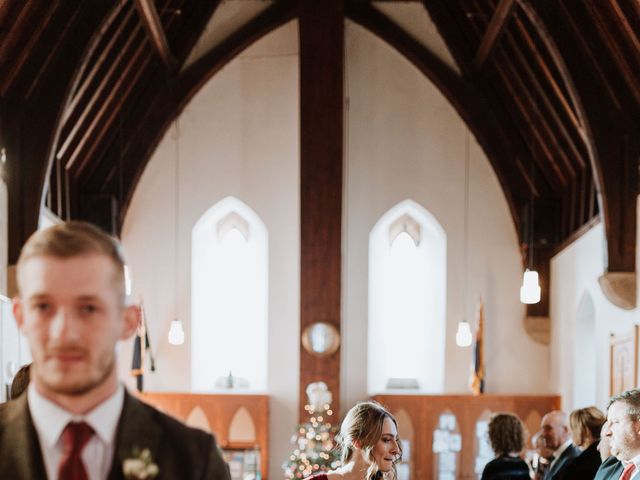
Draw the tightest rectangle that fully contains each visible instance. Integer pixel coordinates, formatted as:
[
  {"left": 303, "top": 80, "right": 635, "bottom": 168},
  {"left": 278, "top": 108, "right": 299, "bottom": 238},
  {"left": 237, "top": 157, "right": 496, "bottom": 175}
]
[{"left": 1, "top": 0, "right": 639, "bottom": 312}]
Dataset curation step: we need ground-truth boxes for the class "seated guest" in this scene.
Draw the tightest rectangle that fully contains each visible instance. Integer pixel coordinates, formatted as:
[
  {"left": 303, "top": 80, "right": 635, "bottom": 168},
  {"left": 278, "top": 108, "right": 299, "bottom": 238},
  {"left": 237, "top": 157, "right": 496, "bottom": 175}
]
[
  {"left": 9, "top": 363, "right": 31, "bottom": 400},
  {"left": 592, "top": 388, "right": 640, "bottom": 480},
  {"left": 559, "top": 406, "right": 605, "bottom": 479},
  {"left": 541, "top": 410, "right": 580, "bottom": 480},
  {"left": 597, "top": 422, "right": 612, "bottom": 462},
  {"left": 594, "top": 420, "right": 621, "bottom": 480},
  {"left": 307, "top": 401, "right": 401, "bottom": 479},
  {"left": 481, "top": 412, "right": 530, "bottom": 480}
]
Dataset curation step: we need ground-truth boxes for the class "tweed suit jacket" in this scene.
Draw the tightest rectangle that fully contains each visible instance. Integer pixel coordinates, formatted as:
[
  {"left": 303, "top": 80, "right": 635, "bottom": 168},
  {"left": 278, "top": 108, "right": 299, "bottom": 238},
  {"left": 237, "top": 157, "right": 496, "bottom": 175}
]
[{"left": 0, "top": 390, "right": 230, "bottom": 480}]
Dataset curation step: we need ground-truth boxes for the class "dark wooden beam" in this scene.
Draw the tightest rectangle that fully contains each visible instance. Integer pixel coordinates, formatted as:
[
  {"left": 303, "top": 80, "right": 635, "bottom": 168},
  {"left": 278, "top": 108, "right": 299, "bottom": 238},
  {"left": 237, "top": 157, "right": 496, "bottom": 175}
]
[
  {"left": 472, "top": 0, "right": 516, "bottom": 70},
  {"left": 299, "top": 0, "right": 344, "bottom": 423},
  {"left": 501, "top": 21, "right": 587, "bottom": 170},
  {"left": 61, "top": 2, "right": 135, "bottom": 126},
  {"left": 534, "top": 1, "right": 638, "bottom": 273},
  {"left": 0, "top": 2, "right": 58, "bottom": 96},
  {"left": 134, "top": 0, "right": 177, "bottom": 69},
  {"left": 2, "top": 1, "right": 114, "bottom": 263},
  {"left": 85, "top": 1, "right": 297, "bottom": 221}
]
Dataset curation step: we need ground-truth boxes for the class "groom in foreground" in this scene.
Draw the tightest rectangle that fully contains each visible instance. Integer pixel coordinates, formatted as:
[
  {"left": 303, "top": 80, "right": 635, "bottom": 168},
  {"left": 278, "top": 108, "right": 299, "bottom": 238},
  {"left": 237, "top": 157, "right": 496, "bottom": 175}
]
[{"left": 0, "top": 221, "right": 230, "bottom": 479}]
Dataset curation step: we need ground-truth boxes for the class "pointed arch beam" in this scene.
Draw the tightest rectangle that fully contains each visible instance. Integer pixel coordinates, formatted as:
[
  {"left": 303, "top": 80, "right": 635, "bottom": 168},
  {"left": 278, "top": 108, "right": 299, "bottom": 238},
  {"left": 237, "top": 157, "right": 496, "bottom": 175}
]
[
  {"left": 98, "top": 0, "right": 299, "bottom": 228},
  {"left": 345, "top": 2, "right": 531, "bottom": 237}
]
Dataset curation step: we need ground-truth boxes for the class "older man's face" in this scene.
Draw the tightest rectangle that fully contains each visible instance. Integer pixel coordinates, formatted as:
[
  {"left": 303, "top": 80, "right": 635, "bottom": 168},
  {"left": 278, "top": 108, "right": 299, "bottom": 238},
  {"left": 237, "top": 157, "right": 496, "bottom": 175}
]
[
  {"left": 541, "top": 412, "right": 568, "bottom": 450},
  {"left": 606, "top": 401, "right": 640, "bottom": 461}
]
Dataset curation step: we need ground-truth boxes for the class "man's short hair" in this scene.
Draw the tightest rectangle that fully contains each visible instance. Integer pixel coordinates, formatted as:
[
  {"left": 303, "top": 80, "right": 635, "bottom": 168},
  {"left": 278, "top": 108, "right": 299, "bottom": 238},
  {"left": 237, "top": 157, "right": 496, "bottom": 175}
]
[
  {"left": 608, "top": 389, "right": 640, "bottom": 421},
  {"left": 17, "top": 221, "right": 127, "bottom": 299}
]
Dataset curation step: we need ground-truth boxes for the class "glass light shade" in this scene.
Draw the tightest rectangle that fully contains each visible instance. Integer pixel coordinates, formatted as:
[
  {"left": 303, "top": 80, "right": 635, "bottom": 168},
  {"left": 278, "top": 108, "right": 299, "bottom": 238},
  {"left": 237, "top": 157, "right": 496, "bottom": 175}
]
[
  {"left": 455, "top": 321, "right": 473, "bottom": 347},
  {"left": 168, "top": 318, "right": 185, "bottom": 345},
  {"left": 520, "top": 269, "right": 541, "bottom": 304}
]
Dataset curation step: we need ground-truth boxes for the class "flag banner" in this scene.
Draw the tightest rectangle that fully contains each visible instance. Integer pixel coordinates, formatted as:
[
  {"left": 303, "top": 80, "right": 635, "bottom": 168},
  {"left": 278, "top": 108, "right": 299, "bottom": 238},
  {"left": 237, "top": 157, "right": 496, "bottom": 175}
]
[
  {"left": 131, "top": 304, "right": 146, "bottom": 391},
  {"left": 470, "top": 297, "right": 485, "bottom": 395}
]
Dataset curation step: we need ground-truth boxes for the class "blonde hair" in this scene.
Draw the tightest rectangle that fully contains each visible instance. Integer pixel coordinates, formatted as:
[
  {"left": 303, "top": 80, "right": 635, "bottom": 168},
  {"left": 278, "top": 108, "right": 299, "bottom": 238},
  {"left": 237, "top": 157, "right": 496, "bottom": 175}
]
[
  {"left": 17, "top": 221, "right": 127, "bottom": 302},
  {"left": 338, "top": 401, "right": 402, "bottom": 479},
  {"left": 569, "top": 406, "right": 605, "bottom": 447}
]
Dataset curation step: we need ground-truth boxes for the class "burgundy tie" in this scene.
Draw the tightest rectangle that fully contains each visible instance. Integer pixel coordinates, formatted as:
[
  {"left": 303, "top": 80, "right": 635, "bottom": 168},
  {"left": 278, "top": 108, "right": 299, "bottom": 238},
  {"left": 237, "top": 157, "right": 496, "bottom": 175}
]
[
  {"left": 620, "top": 463, "right": 637, "bottom": 480},
  {"left": 58, "top": 421, "right": 94, "bottom": 480}
]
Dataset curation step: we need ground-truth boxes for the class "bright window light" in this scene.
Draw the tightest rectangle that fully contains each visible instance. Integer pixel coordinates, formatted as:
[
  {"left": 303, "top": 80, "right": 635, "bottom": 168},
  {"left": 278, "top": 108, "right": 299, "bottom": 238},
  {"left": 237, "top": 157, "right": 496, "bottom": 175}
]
[
  {"left": 368, "top": 199, "right": 446, "bottom": 394},
  {"left": 192, "top": 197, "right": 268, "bottom": 392}
]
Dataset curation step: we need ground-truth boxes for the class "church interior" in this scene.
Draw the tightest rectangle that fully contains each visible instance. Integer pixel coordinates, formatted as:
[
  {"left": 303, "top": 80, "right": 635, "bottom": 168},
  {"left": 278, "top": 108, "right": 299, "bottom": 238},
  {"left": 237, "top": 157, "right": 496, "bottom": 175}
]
[{"left": 1, "top": 1, "right": 639, "bottom": 478}]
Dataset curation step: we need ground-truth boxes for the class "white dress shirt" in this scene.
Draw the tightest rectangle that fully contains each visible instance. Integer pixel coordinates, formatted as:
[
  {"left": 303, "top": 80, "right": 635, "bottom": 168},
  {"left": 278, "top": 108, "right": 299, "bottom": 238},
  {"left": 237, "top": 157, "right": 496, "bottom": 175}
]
[
  {"left": 622, "top": 453, "right": 640, "bottom": 480},
  {"left": 27, "top": 383, "right": 125, "bottom": 480}
]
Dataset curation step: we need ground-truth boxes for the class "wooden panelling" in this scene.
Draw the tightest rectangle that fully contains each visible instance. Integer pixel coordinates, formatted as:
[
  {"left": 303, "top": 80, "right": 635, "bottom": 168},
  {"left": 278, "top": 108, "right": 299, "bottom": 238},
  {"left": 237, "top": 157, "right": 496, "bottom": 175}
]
[
  {"left": 374, "top": 394, "right": 560, "bottom": 480},
  {"left": 139, "top": 392, "right": 269, "bottom": 479}
]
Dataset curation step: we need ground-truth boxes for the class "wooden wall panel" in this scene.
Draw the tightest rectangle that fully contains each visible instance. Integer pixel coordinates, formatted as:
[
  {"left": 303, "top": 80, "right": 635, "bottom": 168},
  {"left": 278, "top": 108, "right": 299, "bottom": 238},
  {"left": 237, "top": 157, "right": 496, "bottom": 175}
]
[
  {"left": 139, "top": 392, "right": 269, "bottom": 479},
  {"left": 374, "top": 394, "right": 561, "bottom": 480}
]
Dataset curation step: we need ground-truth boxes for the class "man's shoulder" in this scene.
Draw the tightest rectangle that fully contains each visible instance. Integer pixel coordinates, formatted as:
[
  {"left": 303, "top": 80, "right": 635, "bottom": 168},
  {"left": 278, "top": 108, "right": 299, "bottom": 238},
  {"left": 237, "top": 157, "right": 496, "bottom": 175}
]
[
  {"left": 594, "top": 456, "right": 623, "bottom": 480},
  {"left": 118, "top": 393, "right": 230, "bottom": 479}
]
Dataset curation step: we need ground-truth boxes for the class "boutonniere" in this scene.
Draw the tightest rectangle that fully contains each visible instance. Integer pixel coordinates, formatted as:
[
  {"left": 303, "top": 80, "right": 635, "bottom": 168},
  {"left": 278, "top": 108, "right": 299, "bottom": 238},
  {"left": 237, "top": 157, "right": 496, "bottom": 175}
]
[{"left": 122, "top": 447, "right": 159, "bottom": 479}]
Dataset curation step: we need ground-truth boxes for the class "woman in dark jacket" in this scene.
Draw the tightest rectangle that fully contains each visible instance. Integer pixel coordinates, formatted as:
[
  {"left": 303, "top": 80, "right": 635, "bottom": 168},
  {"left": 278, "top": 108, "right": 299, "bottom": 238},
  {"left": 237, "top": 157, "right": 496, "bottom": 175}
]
[
  {"left": 481, "top": 413, "right": 531, "bottom": 480},
  {"left": 558, "top": 406, "right": 606, "bottom": 479}
]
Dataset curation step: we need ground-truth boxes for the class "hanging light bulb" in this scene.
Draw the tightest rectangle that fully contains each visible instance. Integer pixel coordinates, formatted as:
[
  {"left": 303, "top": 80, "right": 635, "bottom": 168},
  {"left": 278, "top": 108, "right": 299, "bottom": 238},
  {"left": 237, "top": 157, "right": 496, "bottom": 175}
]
[
  {"left": 520, "top": 268, "right": 541, "bottom": 304},
  {"left": 456, "top": 128, "right": 473, "bottom": 348},
  {"left": 168, "top": 119, "right": 185, "bottom": 346},
  {"left": 456, "top": 321, "right": 473, "bottom": 347},
  {"left": 168, "top": 318, "right": 185, "bottom": 345}
]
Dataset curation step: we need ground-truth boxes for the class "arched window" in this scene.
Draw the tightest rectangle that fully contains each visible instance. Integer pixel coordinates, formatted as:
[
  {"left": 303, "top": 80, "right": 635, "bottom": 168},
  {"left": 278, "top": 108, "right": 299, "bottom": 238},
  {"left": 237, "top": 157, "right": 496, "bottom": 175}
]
[
  {"left": 368, "top": 199, "right": 446, "bottom": 394},
  {"left": 573, "top": 291, "right": 596, "bottom": 407},
  {"left": 191, "top": 197, "right": 268, "bottom": 391}
]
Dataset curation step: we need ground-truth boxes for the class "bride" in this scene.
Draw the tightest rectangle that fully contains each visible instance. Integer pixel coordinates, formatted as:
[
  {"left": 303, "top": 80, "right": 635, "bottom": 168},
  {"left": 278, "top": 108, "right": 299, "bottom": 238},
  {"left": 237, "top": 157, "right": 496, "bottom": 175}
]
[{"left": 309, "top": 401, "right": 402, "bottom": 480}]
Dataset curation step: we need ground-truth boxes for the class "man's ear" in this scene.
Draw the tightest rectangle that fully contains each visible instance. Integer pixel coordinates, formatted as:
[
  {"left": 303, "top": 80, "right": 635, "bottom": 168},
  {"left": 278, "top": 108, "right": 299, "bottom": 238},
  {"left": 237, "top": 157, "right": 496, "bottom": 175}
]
[
  {"left": 121, "top": 305, "right": 140, "bottom": 340},
  {"left": 13, "top": 298, "right": 24, "bottom": 330}
]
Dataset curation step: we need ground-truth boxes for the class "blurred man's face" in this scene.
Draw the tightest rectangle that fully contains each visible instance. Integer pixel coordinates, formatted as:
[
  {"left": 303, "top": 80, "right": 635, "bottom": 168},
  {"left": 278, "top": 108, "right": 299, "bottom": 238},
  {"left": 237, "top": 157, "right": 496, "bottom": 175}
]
[
  {"left": 14, "top": 254, "right": 137, "bottom": 405},
  {"left": 597, "top": 422, "right": 612, "bottom": 462},
  {"left": 541, "top": 412, "right": 569, "bottom": 450},
  {"left": 606, "top": 401, "right": 640, "bottom": 462}
]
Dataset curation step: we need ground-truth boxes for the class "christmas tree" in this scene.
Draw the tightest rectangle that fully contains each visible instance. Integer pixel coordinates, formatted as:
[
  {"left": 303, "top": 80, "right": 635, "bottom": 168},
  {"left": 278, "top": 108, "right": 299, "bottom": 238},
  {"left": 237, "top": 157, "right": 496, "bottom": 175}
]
[{"left": 283, "top": 382, "right": 342, "bottom": 479}]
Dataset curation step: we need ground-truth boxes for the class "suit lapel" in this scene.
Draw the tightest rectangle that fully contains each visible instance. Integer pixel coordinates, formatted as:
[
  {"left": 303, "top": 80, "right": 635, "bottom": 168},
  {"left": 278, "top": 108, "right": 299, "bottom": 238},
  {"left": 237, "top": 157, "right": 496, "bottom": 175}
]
[
  {"left": 107, "top": 392, "right": 162, "bottom": 480},
  {"left": 548, "top": 445, "right": 573, "bottom": 478},
  {"left": 0, "top": 394, "right": 48, "bottom": 479}
]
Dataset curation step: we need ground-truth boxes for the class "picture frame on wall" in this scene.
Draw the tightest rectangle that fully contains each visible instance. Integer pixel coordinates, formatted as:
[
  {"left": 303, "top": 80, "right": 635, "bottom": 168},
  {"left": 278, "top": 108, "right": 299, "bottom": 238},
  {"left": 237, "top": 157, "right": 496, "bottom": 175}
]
[{"left": 609, "top": 325, "right": 639, "bottom": 397}]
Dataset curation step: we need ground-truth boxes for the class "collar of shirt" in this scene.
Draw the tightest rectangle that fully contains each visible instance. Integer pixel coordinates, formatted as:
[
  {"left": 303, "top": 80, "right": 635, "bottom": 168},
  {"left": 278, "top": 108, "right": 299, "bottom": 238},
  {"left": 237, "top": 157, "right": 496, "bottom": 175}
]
[
  {"left": 552, "top": 439, "right": 573, "bottom": 461},
  {"left": 27, "top": 382, "right": 125, "bottom": 449},
  {"left": 622, "top": 453, "right": 640, "bottom": 476}
]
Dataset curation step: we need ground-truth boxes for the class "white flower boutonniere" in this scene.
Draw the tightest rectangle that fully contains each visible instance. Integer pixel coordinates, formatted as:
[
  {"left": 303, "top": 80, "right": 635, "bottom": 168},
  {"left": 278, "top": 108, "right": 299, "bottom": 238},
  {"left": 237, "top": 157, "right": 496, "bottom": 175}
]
[{"left": 123, "top": 447, "right": 159, "bottom": 479}]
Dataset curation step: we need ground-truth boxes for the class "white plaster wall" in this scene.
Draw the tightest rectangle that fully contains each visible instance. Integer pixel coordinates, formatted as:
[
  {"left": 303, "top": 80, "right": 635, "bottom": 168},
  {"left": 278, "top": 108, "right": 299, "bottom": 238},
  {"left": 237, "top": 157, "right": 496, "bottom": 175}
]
[
  {"left": 119, "top": 22, "right": 299, "bottom": 479},
  {"left": 342, "top": 21, "right": 551, "bottom": 412},
  {"left": 550, "top": 215, "right": 638, "bottom": 411}
]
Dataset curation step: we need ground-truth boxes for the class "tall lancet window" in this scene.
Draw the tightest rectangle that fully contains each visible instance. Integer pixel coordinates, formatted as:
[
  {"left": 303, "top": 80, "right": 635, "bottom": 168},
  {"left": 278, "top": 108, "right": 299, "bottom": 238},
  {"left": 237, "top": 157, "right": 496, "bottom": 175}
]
[
  {"left": 368, "top": 199, "right": 446, "bottom": 394},
  {"left": 191, "top": 197, "right": 268, "bottom": 392}
]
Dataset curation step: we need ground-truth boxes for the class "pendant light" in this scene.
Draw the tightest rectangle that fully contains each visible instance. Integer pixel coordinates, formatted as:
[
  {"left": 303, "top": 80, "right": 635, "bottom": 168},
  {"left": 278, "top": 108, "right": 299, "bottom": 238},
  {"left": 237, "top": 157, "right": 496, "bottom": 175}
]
[
  {"left": 168, "top": 120, "right": 185, "bottom": 345},
  {"left": 520, "top": 124, "right": 541, "bottom": 304},
  {"left": 456, "top": 128, "right": 473, "bottom": 347}
]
